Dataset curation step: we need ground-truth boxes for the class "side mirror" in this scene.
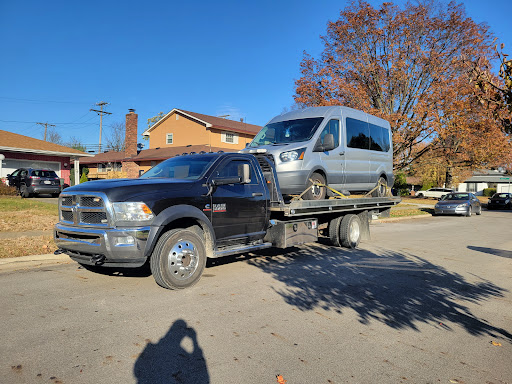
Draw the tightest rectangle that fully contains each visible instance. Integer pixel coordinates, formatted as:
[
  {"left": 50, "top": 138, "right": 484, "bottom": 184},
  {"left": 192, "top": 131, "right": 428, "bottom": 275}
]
[
  {"left": 241, "top": 163, "right": 251, "bottom": 184},
  {"left": 322, "top": 134, "right": 335, "bottom": 151},
  {"left": 211, "top": 177, "right": 242, "bottom": 186},
  {"left": 313, "top": 133, "right": 335, "bottom": 152}
]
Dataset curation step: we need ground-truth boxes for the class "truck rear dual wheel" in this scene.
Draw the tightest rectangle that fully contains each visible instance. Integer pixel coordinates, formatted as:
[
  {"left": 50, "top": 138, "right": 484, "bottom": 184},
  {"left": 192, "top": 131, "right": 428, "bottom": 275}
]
[
  {"left": 329, "top": 214, "right": 362, "bottom": 249},
  {"left": 150, "top": 227, "right": 206, "bottom": 290}
]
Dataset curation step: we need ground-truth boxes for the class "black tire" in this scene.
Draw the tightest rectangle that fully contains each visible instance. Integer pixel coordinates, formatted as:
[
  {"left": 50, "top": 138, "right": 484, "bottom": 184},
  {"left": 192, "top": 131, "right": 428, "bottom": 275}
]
[
  {"left": 20, "top": 185, "right": 31, "bottom": 198},
  {"left": 476, "top": 206, "right": 482, "bottom": 215},
  {"left": 417, "top": 193, "right": 424, "bottom": 198},
  {"left": 303, "top": 172, "right": 326, "bottom": 200},
  {"left": 465, "top": 206, "right": 472, "bottom": 217},
  {"left": 371, "top": 176, "right": 387, "bottom": 197},
  {"left": 150, "top": 228, "right": 206, "bottom": 290},
  {"left": 328, "top": 216, "right": 342, "bottom": 247},
  {"left": 52, "top": 193, "right": 60, "bottom": 198},
  {"left": 339, "top": 214, "right": 362, "bottom": 249}
]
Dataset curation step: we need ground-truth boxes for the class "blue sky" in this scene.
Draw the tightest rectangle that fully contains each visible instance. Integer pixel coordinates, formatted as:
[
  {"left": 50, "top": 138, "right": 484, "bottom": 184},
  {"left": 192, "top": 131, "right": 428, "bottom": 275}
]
[{"left": 0, "top": 0, "right": 510, "bottom": 150}]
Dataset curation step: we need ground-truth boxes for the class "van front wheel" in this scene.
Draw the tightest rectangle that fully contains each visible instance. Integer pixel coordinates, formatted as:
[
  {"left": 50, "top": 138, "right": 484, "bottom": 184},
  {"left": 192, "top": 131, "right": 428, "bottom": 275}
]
[{"left": 304, "top": 173, "right": 326, "bottom": 200}]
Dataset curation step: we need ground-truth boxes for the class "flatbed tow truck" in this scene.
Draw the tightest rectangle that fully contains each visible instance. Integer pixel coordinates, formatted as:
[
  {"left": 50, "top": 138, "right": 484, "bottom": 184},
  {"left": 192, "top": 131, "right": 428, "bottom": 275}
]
[{"left": 54, "top": 152, "right": 400, "bottom": 290}]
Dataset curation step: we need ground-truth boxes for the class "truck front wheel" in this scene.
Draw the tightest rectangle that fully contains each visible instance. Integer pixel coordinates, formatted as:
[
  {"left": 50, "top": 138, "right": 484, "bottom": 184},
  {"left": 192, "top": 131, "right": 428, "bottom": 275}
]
[
  {"left": 339, "top": 214, "right": 361, "bottom": 248},
  {"left": 150, "top": 228, "right": 206, "bottom": 290}
]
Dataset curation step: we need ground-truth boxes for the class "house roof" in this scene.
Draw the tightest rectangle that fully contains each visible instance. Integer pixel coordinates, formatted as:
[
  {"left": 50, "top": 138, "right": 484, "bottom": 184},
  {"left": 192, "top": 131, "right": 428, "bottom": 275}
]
[
  {"left": 142, "top": 108, "right": 262, "bottom": 137},
  {"left": 0, "top": 130, "right": 92, "bottom": 157},
  {"left": 463, "top": 175, "right": 512, "bottom": 183},
  {"left": 127, "top": 145, "right": 236, "bottom": 162},
  {"left": 79, "top": 151, "right": 126, "bottom": 164}
]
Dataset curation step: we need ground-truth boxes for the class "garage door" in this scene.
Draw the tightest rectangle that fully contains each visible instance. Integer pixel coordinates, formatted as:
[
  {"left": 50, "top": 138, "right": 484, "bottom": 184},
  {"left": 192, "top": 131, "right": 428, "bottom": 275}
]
[{"left": 3, "top": 159, "right": 61, "bottom": 178}]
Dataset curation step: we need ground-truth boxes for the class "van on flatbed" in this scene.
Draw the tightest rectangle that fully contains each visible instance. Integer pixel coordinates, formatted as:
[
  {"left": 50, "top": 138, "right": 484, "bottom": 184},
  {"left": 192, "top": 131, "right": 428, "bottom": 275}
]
[{"left": 54, "top": 152, "right": 400, "bottom": 290}]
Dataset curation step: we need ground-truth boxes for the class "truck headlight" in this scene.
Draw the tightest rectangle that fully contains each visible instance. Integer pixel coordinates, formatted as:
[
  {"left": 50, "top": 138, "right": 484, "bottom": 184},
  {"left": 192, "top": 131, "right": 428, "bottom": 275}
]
[
  {"left": 112, "top": 202, "right": 154, "bottom": 221},
  {"left": 279, "top": 148, "right": 306, "bottom": 162}
]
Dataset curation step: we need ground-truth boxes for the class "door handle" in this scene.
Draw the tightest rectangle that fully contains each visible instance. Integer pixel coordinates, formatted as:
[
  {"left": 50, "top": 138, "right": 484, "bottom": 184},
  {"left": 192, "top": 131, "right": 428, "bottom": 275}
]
[
  {"left": 339, "top": 151, "right": 345, "bottom": 156},
  {"left": 252, "top": 192, "right": 263, "bottom": 197}
]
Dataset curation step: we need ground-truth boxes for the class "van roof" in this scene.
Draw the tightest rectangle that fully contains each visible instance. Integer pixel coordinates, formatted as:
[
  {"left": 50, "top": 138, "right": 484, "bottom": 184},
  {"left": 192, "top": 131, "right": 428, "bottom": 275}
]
[{"left": 268, "top": 106, "right": 389, "bottom": 126}]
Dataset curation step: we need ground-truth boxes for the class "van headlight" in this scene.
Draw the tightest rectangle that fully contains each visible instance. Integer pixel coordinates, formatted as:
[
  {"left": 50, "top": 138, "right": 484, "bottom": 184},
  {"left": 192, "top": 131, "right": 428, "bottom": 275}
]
[
  {"left": 280, "top": 148, "right": 306, "bottom": 162},
  {"left": 112, "top": 202, "right": 154, "bottom": 221}
]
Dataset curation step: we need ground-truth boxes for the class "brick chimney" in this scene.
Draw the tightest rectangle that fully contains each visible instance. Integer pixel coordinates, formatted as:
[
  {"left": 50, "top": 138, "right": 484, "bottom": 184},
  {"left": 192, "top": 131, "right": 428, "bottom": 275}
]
[
  {"left": 122, "top": 109, "right": 140, "bottom": 178},
  {"left": 125, "top": 109, "right": 138, "bottom": 158}
]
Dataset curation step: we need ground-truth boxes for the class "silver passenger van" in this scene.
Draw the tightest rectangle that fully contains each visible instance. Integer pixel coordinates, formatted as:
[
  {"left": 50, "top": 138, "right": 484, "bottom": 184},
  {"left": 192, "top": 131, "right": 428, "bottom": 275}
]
[{"left": 242, "top": 106, "right": 393, "bottom": 199}]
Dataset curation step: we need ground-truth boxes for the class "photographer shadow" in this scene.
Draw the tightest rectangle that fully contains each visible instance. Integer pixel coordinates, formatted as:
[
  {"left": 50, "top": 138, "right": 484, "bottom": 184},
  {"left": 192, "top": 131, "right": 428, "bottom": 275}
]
[{"left": 134, "top": 319, "right": 209, "bottom": 384}]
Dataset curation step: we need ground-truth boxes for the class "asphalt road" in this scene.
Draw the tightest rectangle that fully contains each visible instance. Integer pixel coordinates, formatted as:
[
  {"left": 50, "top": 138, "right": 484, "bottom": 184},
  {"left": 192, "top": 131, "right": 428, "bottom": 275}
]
[{"left": 1, "top": 211, "right": 511, "bottom": 384}]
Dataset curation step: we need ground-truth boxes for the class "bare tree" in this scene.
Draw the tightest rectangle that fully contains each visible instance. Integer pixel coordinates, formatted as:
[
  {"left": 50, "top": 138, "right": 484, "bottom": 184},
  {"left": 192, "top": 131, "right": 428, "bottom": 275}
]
[
  {"left": 105, "top": 121, "right": 126, "bottom": 152},
  {"left": 46, "top": 127, "right": 63, "bottom": 145}
]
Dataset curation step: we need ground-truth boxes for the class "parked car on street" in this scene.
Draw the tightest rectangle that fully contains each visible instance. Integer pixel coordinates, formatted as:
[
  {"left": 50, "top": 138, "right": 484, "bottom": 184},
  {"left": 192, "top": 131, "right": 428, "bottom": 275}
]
[
  {"left": 416, "top": 187, "right": 454, "bottom": 199},
  {"left": 434, "top": 192, "right": 482, "bottom": 217},
  {"left": 6, "top": 168, "right": 61, "bottom": 198},
  {"left": 487, "top": 192, "right": 512, "bottom": 210}
]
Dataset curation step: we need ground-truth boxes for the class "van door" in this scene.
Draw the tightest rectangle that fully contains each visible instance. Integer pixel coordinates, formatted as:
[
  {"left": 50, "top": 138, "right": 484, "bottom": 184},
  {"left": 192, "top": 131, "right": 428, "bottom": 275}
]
[
  {"left": 316, "top": 118, "right": 344, "bottom": 189},
  {"left": 343, "top": 116, "right": 371, "bottom": 190}
]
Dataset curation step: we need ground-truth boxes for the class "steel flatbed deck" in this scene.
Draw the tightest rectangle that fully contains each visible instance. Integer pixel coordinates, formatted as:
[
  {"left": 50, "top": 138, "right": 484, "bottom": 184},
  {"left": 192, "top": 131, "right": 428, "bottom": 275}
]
[{"left": 271, "top": 196, "right": 401, "bottom": 217}]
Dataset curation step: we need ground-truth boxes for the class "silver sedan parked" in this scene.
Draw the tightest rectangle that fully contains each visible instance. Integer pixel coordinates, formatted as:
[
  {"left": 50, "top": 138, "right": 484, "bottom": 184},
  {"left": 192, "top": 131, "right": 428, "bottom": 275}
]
[{"left": 434, "top": 192, "right": 482, "bottom": 217}]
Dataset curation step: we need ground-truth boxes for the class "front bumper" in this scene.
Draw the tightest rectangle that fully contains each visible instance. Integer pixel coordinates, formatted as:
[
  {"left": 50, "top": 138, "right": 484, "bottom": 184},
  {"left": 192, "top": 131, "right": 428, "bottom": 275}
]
[
  {"left": 54, "top": 223, "right": 151, "bottom": 267},
  {"left": 434, "top": 205, "right": 469, "bottom": 215}
]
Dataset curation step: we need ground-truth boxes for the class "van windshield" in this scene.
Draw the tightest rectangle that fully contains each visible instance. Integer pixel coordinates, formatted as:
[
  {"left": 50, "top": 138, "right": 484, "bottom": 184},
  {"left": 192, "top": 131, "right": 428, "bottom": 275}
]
[{"left": 249, "top": 117, "right": 324, "bottom": 147}]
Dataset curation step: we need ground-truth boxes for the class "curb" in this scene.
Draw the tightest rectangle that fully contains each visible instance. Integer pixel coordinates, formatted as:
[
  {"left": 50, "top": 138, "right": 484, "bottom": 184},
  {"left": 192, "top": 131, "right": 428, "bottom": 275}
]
[
  {"left": 374, "top": 214, "right": 432, "bottom": 223},
  {"left": 0, "top": 253, "right": 71, "bottom": 272}
]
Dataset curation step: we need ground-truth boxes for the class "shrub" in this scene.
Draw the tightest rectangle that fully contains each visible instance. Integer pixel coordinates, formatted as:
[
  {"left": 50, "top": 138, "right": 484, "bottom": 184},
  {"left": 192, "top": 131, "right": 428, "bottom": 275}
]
[
  {"left": 483, "top": 188, "right": 496, "bottom": 197},
  {"left": 79, "top": 170, "right": 88, "bottom": 184},
  {"left": 0, "top": 183, "right": 18, "bottom": 196},
  {"left": 421, "top": 181, "right": 434, "bottom": 191}
]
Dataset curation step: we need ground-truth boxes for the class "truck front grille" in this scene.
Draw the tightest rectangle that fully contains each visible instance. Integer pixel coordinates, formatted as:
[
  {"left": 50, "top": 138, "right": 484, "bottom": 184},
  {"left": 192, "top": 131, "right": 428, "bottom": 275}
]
[{"left": 59, "top": 193, "right": 110, "bottom": 227}]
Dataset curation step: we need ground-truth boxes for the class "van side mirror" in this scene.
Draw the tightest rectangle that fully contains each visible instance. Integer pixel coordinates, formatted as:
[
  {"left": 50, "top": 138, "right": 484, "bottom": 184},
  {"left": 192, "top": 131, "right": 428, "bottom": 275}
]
[
  {"left": 323, "top": 134, "right": 335, "bottom": 151},
  {"left": 313, "top": 133, "right": 335, "bottom": 152}
]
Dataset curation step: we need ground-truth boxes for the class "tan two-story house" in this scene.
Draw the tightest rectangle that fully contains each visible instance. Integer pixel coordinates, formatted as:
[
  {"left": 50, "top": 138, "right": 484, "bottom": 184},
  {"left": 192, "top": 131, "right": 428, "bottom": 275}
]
[{"left": 136, "top": 108, "right": 262, "bottom": 173}]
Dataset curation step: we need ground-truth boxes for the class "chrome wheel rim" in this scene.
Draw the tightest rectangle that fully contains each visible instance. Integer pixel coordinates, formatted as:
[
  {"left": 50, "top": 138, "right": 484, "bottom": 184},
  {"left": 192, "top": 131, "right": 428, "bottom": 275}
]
[{"left": 167, "top": 239, "right": 199, "bottom": 280}]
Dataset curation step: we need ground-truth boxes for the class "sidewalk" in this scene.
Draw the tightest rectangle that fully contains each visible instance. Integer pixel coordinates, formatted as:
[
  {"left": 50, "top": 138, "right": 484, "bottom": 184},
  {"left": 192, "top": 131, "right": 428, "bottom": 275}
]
[{"left": 0, "top": 253, "right": 71, "bottom": 272}]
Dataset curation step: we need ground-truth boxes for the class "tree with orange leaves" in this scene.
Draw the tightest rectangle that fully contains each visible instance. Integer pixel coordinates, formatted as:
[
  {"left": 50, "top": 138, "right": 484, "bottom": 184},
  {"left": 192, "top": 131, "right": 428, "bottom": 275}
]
[{"left": 294, "top": 0, "right": 510, "bottom": 174}]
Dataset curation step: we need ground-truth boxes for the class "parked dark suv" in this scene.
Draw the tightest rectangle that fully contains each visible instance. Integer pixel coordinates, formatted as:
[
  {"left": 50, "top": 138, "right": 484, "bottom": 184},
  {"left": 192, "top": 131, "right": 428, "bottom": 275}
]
[{"left": 7, "top": 168, "right": 61, "bottom": 198}]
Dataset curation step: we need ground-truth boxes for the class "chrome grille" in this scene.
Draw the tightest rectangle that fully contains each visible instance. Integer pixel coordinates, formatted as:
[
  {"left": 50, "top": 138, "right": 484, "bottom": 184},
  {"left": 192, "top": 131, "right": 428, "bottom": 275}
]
[
  {"left": 80, "top": 196, "right": 103, "bottom": 207},
  {"left": 59, "top": 193, "right": 110, "bottom": 227},
  {"left": 80, "top": 211, "right": 108, "bottom": 224},
  {"left": 61, "top": 196, "right": 73, "bottom": 206},
  {"left": 62, "top": 211, "right": 74, "bottom": 221}
]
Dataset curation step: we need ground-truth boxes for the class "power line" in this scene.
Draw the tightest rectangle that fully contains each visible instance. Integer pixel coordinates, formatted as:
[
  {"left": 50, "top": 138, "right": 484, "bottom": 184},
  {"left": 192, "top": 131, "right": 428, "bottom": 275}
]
[
  {"left": 0, "top": 119, "right": 98, "bottom": 125},
  {"left": 0, "top": 96, "right": 93, "bottom": 104}
]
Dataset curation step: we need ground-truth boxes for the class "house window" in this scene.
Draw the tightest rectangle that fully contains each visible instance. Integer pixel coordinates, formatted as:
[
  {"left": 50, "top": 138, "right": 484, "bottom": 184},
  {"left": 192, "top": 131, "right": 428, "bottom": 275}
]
[
  {"left": 222, "top": 131, "right": 238, "bottom": 144},
  {"left": 98, "top": 163, "right": 105, "bottom": 172},
  {"left": 467, "top": 182, "right": 477, "bottom": 192},
  {"left": 166, "top": 133, "right": 173, "bottom": 145}
]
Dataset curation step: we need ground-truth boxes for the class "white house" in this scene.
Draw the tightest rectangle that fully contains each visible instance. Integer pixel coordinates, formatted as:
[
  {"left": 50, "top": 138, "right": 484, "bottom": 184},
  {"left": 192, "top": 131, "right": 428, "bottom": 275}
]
[{"left": 457, "top": 170, "right": 512, "bottom": 195}]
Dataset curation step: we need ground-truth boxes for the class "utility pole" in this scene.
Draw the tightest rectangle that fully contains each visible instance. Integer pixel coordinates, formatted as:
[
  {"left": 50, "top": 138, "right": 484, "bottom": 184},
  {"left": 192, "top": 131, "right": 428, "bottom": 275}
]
[
  {"left": 90, "top": 101, "right": 112, "bottom": 152},
  {"left": 36, "top": 122, "right": 56, "bottom": 141}
]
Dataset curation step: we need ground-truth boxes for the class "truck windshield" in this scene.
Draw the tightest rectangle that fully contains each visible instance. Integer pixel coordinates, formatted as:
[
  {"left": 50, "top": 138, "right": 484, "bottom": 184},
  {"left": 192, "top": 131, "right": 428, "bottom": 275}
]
[
  {"left": 249, "top": 117, "right": 324, "bottom": 147},
  {"left": 139, "top": 155, "right": 218, "bottom": 180}
]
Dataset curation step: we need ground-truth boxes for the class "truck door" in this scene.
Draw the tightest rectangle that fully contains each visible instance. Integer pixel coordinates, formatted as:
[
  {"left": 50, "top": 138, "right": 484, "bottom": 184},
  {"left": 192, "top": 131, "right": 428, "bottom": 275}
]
[{"left": 209, "top": 158, "right": 267, "bottom": 245}]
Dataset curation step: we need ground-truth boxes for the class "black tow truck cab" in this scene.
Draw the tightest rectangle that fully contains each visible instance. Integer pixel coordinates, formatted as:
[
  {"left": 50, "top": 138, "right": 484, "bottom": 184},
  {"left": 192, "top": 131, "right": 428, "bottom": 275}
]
[{"left": 54, "top": 152, "right": 400, "bottom": 290}]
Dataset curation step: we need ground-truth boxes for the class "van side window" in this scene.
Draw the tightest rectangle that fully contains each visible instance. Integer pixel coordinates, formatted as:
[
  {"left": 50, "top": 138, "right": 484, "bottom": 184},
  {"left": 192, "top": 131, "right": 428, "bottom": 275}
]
[
  {"left": 369, "top": 123, "right": 391, "bottom": 152},
  {"left": 346, "top": 118, "right": 369, "bottom": 149},
  {"left": 320, "top": 119, "right": 340, "bottom": 148}
]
